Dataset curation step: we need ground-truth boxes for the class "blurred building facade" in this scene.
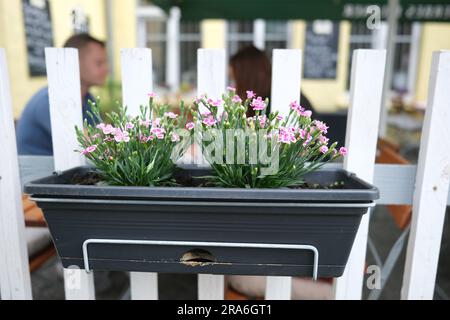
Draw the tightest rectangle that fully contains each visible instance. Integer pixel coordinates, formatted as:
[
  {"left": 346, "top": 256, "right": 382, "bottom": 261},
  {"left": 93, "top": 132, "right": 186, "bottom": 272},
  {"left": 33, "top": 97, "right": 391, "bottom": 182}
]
[{"left": 1, "top": 0, "right": 450, "bottom": 118}]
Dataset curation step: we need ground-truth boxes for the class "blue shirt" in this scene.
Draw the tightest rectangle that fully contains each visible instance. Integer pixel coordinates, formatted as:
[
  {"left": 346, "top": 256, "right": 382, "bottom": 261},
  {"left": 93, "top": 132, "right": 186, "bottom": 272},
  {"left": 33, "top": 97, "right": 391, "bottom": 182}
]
[{"left": 16, "top": 87, "right": 95, "bottom": 155}]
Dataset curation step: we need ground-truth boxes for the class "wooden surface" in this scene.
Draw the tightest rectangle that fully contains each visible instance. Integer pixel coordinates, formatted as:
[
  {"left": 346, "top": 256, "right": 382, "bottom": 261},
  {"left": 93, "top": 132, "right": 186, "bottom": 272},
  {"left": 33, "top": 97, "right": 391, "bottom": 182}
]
[
  {"left": 121, "top": 48, "right": 159, "bottom": 300},
  {"left": 333, "top": 49, "right": 386, "bottom": 299},
  {"left": 197, "top": 48, "right": 226, "bottom": 300},
  {"left": 402, "top": 51, "right": 450, "bottom": 300},
  {"left": 45, "top": 48, "right": 95, "bottom": 300},
  {"left": 0, "top": 48, "right": 33, "bottom": 300},
  {"left": 266, "top": 49, "right": 303, "bottom": 300}
]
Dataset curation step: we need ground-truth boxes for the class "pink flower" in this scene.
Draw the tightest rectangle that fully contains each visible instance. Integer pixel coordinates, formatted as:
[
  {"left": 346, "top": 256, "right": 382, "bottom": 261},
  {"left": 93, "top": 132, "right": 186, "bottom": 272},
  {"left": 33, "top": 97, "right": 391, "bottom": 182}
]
[
  {"left": 298, "top": 128, "right": 307, "bottom": 140},
  {"left": 82, "top": 145, "right": 97, "bottom": 155},
  {"left": 171, "top": 133, "right": 180, "bottom": 142},
  {"left": 276, "top": 115, "right": 284, "bottom": 121},
  {"left": 101, "top": 124, "right": 115, "bottom": 135},
  {"left": 139, "top": 134, "right": 147, "bottom": 143},
  {"left": 278, "top": 127, "right": 296, "bottom": 144},
  {"left": 246, "top": 90, "right": 255, "bottom": 99},
  {"left": 314, "top": 120, "right": 329, "bottom": 134},
  {"left": 339, "top": 147, "right": 348, "bottom": 156},
  {"left": 96, "top": 123, "right": 105, "bottom": 130},
  {"left": 232, "top": 95, "right": 242, "bottom": 103},
  {"left": 319, "top": 135, "right": 329, "bottom": 145},
  {"left": 148, "top": 92, "right": 157, "bottom": 98},
  {"left": 151, "top": 127, "right": 166, "bottom": 136},
  {"left": 147, "top": 135, "right": 155, "bottom": 141},
  {"left": 207, "top": 98, "right": 224, "bottom": 108},
  {"left": 290, "top": 100, "right": 302, "bottom": 112},
  {"left": 186, "top": 122, "right": 195, "bottom": 130},
  {"left": 300, "top": 110, "right": 312, "bottom": 118},
  {"left": 114, "top": 130, "right": 130, "bottom": 142},
  {"left": 195, "top": 95, "right": 205, "bottom": 104},
  {"left": 202, "top": 116, "right": 217, "bottom": 127},
  {"left": 201, "top": 111, "right": 212, "bottom": 117},
  {"left": 258, "top": 115, "right": 267, "bottom": 127},
  {"left": 227, "top": 86, "right": 236, "bottom": 92},
  {"left": 164, "top": 112, "right": 178, "bottom": 119},
  {"left": 319, "top": 145, "right": 329, "bottom": 154},
  {"left": 153, "top": 118, "right": 161, "bottom": 127},
  {"left": 125, "top": 122, "right": 134, "bottom": 130},
  {"left": 140, "top": 119, "right": 150, "bottom": 128},
  {"left": 303, "top": 134, "right": 312, "bottom": 146},
  {"left": 251, "top": 97, "right": 266, "bottom": 111}
]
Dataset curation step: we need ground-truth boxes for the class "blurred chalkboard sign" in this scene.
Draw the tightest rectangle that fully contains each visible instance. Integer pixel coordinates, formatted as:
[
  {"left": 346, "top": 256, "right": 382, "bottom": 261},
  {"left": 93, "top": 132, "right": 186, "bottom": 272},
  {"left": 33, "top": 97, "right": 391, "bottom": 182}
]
[
  {"left": 304, "top": 21, "right": 339, "bottom": 79},
  {"left": 22, "top": 0, "right": 54, "bottom": 76}
]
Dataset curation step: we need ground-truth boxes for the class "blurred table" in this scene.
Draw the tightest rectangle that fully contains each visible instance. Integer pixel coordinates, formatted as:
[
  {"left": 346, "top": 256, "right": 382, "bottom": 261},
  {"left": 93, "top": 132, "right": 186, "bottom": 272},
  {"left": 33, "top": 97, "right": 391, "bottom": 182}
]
[{"left": 22, "top": 194, "right": 46, "bottom": 228}]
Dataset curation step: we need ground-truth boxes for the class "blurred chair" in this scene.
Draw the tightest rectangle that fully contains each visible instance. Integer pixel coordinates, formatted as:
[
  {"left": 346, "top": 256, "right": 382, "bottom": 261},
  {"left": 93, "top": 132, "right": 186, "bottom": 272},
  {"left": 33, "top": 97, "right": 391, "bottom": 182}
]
[
  {"left": 22, "top": 195, "right": 56, "bottom": 272},
  {"left": 366, "top": 138, "right": 412, "bottom": 299}
]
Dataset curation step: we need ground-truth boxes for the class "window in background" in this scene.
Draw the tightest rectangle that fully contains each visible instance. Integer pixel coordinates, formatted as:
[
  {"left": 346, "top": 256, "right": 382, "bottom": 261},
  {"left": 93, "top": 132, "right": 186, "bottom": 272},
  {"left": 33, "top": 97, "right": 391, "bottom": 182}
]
[
  {"left": 348, "top": 21, "right": 419, "bottom": 93},
  {"left": 180, "top": 21, "right": 201, "bottom": 90},
  {"left": 145, "top": 19, "right": 167, "bottom": 87},
  {"left": 227, "top": 21, "right": 255, "bottom": 57},
  {"left": 265, "top": 21, "right": 289, "bottom": 57}
]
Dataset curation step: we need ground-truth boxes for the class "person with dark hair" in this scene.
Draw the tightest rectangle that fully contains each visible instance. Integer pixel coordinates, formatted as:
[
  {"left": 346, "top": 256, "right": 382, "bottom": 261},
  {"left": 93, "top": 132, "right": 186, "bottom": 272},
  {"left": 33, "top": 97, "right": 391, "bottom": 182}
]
[
  {"left": 229, "top": 45, "right": 314, "bottom": 117},
  {"left": 16, "top": 33, "right": 109, "bottom": 155}
]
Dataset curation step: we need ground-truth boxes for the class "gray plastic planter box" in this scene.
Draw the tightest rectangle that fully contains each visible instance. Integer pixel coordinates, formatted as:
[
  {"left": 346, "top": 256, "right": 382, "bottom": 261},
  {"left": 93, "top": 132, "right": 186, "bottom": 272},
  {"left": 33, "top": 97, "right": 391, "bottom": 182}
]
[{"left": 24, "top": 166, "right": 379, "bottom": 279}]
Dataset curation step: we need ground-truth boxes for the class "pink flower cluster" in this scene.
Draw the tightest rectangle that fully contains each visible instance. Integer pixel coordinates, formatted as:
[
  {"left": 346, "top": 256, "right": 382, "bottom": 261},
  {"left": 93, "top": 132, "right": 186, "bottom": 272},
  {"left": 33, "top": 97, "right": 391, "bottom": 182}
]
[
  {"left": 202, "top": 116, "right": 217, "bottom": 127},
  {"left": 290, "top": 100, "right": 312, "bottom": 118},
  {"left": 251, "top": 97, "right": 266, "bottom": 111},
  {"left": 81, "top": 145, "right": 97, "bottom": 155},
  {"left": 96, "top": 123, "right": 130, "bottom": 142},
  {"left": 278, "top": 127, "right": 297, "bottom": 144}
]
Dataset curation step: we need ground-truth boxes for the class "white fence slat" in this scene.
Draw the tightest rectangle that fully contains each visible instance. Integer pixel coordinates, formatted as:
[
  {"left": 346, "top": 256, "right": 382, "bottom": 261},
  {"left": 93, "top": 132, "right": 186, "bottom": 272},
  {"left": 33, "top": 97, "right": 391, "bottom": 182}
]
[
  {"left": 121, "top": 48, "right": 153, "bottom": 116},
  {"left": 270, "top": 49, "right": 302, "bottom": 115},
  {"left": 266, "top": 49, "right": 302, "bottom": 300},
  {"left": 197, "top": 48, "right": 226, "bottom": 300},
  {"left": 166, "top": 7, "right": 180, "bottom": 92},
  {"left": 121, "top": 48, "right": 158, "bottom": 300},
  {"left": 333, "top": 49, "right": 386, "bottom": 300},
  {"left": 197, "top": 49, "right": 226, "bottom": 101},
  {"left": 401, "top": 51, "right": 450, "bottom": 300},
  {"left": 45, "top": 48, "right": 95, "bottom": 300},
  {"left": 265, "top": 277, "right": 291, "bottom": 300},
  {"left": 129, "top": 272, "right": 158, "bottom": 300},
  {"left": 0, "top": 48, "right": 32, "bottom": 300},
  {"left": 198, "top": 274, "right": 225, "bottom": 300},
  {"left": 45, "top": 48, "right": 86, "bottom": 172}
]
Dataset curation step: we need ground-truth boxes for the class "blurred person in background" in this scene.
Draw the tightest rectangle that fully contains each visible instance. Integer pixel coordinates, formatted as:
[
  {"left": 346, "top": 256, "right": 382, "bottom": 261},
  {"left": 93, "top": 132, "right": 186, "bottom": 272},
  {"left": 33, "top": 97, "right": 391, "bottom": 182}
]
[
  {"left": 229, "top": 45, "right": 315, "bottom": 117},
  {"left": 16, "top": 33, "right": 109, "bottom": 155}
]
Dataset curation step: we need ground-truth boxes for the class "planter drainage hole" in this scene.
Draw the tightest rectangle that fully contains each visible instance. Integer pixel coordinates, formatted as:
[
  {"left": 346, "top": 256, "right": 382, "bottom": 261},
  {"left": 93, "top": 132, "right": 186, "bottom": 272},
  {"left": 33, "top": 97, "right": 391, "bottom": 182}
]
[{"left": 181, "top": 249, "right": 216, "bottom": 267}]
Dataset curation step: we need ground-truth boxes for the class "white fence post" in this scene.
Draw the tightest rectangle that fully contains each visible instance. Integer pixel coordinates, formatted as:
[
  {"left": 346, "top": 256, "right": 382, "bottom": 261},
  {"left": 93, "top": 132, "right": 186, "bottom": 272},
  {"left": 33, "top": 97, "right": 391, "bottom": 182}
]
[
  {"left": 121, "top": 48, "right": 153, "bottom": 116},
  {"left": 45, "top": 48, "right": 95, "bottom": 300},
  {"left": 121, "top": 48, "right": 159, "bottom": 300},
  {"left": 333, "top": 49, "right": 386, "bottom": 299},
  {"left": 0, "top": 49, "right": 33, "bottom": 300},
  {"left": 166, "top": 7, "right": 180, "bottom": 93},
  {"left": 266, "top": 49, "right": 302, "bottom": 300},
  {"left": 401, "top": 51, "right": 450, "bottom": 300},
  {"left": 197, "top": 48, "right": 226, "bottom": 300}
]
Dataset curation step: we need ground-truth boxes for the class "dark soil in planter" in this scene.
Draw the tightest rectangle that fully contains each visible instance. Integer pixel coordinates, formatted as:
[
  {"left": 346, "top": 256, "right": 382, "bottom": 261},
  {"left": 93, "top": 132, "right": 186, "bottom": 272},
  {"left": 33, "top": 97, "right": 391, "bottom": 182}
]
[{"left": 70, "top": 168, "right": 346, "bottom": 189}]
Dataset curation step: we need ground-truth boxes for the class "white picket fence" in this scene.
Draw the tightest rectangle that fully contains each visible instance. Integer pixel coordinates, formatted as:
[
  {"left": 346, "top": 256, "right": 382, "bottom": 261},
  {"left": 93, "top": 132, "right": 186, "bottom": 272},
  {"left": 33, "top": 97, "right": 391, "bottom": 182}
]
[{"left": 1, "top": 46, "right": 449, "bottom": 300}]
